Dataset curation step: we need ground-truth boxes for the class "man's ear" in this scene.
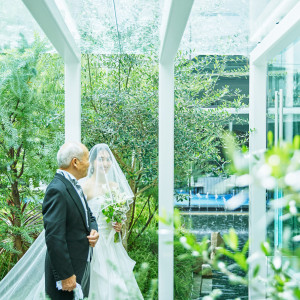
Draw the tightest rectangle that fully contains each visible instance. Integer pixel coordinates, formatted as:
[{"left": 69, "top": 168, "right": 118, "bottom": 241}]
[{"left": 72, "top": 157, "right": 78, "bottom": 168}]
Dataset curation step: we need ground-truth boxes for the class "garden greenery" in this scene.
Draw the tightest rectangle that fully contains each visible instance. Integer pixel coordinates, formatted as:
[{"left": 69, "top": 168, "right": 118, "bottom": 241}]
[
  {"left": 81, "top": 52, "right": 248, "bottom": 245},
  {"left": 0, "top": 34, "right": 249, "bottom": 300},
  {"left": 0, "top": 36, "right": 64, "bottom": 278},
  {"left": 168, "top": 134, "right": 300, "bottom": 300}
]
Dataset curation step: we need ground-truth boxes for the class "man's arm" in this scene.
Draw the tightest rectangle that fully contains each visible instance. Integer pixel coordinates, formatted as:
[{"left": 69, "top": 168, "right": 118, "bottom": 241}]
[
  {"left": 43, "top": 187, "right": 74, "bottom": 281},
  {"left": 88, "top": 204, "right": 98, "bottom": 232},
  {"left": 86, "top": 204, "right": 99, "bottom": 247}
]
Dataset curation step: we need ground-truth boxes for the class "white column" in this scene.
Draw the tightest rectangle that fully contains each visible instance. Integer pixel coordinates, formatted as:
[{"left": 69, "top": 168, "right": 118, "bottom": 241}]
[
  {"left": 158, "top": 62, "right": 174, "bottom": 300},
  {"left": 22, "top": 0, "right": 81, "bottom": 142},
  {"left": 249, "top": 61, "right": 267, "bottom": 299},
  {"left": 158, "top": 1, "right": 194, "bottom": 298},
  {"left": 65, "top": 62, "right": 81, "bottom": 142}
]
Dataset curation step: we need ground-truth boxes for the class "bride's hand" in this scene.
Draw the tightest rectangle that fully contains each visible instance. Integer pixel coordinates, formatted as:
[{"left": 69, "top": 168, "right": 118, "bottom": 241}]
[{"left": 113, "top": 222, "right": 122, "bottom": 232}]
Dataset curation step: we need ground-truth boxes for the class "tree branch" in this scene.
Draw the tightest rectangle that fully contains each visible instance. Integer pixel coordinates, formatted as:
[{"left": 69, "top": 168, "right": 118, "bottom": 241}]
[
  {"left": 127, "top": 198, "right": 136, "bottom": 232},
  {"left": 111, "top": 149, "right": 131, "bottom": 174},
  {"left": 128, "top": 194, "right": 150, "bottom": 237},
  {"left": 135, "top": 204, "right": 158, "bottom": 239},
  {"left": 10, "top": 97, "right": 21, "bottom": 123},
  {"left": 136, "top": 178, "right": 158, "bottom": 196},
  {"left": 118, "top": 56, "right": 121, "bottom": 92},
  {"left": 16, "top": 143, "right": 23, "bottom": 158},
  {"left": 17, "top": 150, "right": 25, "bottom": 178},
  {"left": 125, "top": 63, "right": 132, "bottom": 89},
  {"left": 86, "top": 54, "right": 99, "bottom": 113}
]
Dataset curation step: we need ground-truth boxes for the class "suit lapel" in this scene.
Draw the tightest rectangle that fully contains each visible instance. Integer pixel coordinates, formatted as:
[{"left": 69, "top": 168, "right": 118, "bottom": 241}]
[{"left": 55, "top": 173, "right": 90, "bottom": 232}]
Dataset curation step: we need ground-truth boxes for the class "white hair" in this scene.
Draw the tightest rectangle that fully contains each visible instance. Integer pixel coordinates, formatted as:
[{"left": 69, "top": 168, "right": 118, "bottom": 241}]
[{"left": 57, "top": 142, "right": 85, "bottom": 168}]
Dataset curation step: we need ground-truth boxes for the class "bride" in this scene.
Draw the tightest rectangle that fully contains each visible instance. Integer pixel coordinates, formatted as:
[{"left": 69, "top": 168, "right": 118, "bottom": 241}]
[
  {"left": 0, "top": 143, "right": 143, "bottom": 300},
  {"left": 81, "top": 144, "right": 143, "bottom": 300}
]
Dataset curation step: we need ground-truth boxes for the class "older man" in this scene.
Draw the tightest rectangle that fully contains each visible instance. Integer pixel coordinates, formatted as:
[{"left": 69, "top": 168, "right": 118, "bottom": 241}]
[{"left": 43, "top": 142, "right": 99, "bottom": 300}]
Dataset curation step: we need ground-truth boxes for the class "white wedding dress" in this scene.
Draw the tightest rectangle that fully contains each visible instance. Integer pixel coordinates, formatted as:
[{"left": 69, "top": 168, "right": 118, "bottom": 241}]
[
  {"left": 88, "top": 196, "right": 143, "bottom": 300},
  {"left": 0, "top": 143, "right": 144, "bottom": 300},
  {"left": 0, "top": 197, "right": 143, "bottom": 300}
]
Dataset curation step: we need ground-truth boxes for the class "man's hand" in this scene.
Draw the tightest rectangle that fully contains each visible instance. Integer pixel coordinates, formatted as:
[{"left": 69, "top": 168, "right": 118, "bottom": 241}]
[
  {"left": 87, "top": 229, "right": 99, "bottom": 247},
  {"left": 113, "top": 222, "right": 122, "bottom": 232},
  {"left": 61, "top": 274, "right": 76, "bottom": 292}
]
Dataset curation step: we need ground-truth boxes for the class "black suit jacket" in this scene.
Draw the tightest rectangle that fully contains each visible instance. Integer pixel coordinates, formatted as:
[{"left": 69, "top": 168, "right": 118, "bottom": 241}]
[{"left": 42, "top": 173, "right": 98, "bottom": 299}]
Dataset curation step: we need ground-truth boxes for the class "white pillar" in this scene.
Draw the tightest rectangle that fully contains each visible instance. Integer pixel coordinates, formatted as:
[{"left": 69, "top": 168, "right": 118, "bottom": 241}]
[
  {"left": 65, "top": 62, "right": 81, "bottom": 142},
  {"left": 22, "top": 0, "right": 81, "bottom": 143},
  {"left": 158, "top": 62, "right": 174, "bottom": 300},
  {"left": 249, "top": 61, "right": 267, "bottom": 299}
]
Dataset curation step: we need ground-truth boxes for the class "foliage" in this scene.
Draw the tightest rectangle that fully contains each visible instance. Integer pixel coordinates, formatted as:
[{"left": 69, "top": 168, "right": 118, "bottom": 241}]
[
  {"left": 163, "top": 135, "right": 300, "bottom": 299},
  {"left": 126, "top": 189, "right": 158, "bottom": 243},
  {"left": 0, "top": 35, "right": 64, "bottom": 277},
  {"left": 174, "top": 54, "right": 248, "bottom": 183},
  {"left": 128, "top": 225, "right": 196, "bottom": 300},
  {"left": 81, "top": 52, "right": 248, "bottom": 243},
  {"left": 160, "top": 210, "right": 248, "bottom": 299}
]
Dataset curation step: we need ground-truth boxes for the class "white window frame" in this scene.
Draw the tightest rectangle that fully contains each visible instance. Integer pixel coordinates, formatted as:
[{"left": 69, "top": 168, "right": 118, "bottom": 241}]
[{"left": 249, "top": 2, "right": 300, "bottom": 298}]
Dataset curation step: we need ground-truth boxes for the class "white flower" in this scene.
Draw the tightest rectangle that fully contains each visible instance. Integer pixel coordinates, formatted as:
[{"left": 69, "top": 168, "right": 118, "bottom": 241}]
[
  {"left": 289, "top": 200, "right": 297, "bottom": 215},
  {"left": 261, "top": 176, "right": 276, "bottom": 190},
  {"left": 141, "top": 262, "right": 149, "bottom": 269},
  {"left": 268, "top": 155, "right": 280, "bottom": 166},
  {"left": 179, "top": 236, "right": 187, "bottom": 244},
  {"left": 236, "top": 174, "right": 251, "bottom": 187},
  {"left": 273, "top": 255, "right": 281, "bottom": 270},
  {"left": 285, "top": 171, "right": 300, "bottom": 190},
  {"left": 225, "top": 192, "right": 247, "bottom": 210},
  {"left": 218, "top": 262, "right": 226, "bottom": 270},
  {"left": 292, "top": 235, "right": 300, "bottom": 242},
  {"left": 257, "top": 164, "right": 272, "bottom": 179},
  {"left": 234, "top": 152, "right": 249, "bottom": 170}
]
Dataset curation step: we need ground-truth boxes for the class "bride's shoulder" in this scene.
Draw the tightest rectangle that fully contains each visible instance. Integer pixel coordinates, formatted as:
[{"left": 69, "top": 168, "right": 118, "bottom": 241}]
[{"left": 82, "top": 179, "right": 94, "bottom": 200}]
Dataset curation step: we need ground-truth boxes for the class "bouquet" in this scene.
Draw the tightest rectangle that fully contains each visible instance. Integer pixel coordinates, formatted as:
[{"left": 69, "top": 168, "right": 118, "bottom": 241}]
[{"left": 102, "top": 190, "right": 129, "bottom": 242}]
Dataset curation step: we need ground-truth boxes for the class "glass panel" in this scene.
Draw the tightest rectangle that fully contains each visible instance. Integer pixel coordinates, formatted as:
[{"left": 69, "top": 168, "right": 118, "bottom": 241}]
[
  {"left": 180, "top": 0, "right": 251, "bottom": 56},
  {"left": 60, "top": 0, "right": 161, "bottom": 54},
  {"left": 174, "top": 54, "right": 249, "bottom": 299},
  {"left": 266, "top": 38, "right": 300, "bottom": 250},
  {"left": 0, "top": 0, "right": 52, "bottom": 51}
]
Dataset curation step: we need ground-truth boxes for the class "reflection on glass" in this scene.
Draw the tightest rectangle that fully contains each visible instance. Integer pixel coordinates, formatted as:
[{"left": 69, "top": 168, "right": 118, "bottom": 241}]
[
  {"left": 180, "top": 0, "right": 251, "bottom": 56},
  {"left": 0, "top": 0, "right": 51, "bottom": 51},
  {"left": 266, "top": 38, "right": 300, "bottom": 251},
  {"left": 62, "top": 0, "right": 161, "bottom": 54}
]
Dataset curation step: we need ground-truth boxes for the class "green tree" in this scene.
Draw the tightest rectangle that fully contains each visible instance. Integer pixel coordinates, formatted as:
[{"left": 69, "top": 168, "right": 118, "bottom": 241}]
[
  {"left": 0, "top": 36, "right": 63, "bottom": 277},
  {"left": 81, "top": 52, "right": 248, "bottom": 244}
]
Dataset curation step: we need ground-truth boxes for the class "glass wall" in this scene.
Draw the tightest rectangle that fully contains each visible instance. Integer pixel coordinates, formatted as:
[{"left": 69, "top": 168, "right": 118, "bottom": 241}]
[
  {"left": 174, "top": 1, "right": 250, "bottom": 298},
  {"left": 0, "top": 0, "right": 51, "bottom": 50},
  {"left": 266, "top": 38, "right": 300, "bottom": 250}
]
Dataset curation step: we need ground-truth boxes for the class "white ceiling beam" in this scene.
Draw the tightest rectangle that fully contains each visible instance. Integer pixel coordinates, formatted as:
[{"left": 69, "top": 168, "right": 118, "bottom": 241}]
[
  {"left": 22, "top": 0, "right": 80, "bottom": 64},
  {"left": 251, "top": 1, "right": 300, "bottom": 65},
  {"left": 250, "top": 0, "right": 297, "bottom": 43},
  {"left": 160, "top": 0, "right": 194, "bottom": 65}
]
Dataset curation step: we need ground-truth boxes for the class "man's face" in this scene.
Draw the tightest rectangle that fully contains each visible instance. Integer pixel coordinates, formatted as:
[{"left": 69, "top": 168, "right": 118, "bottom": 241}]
[{"left": 77, "top": 147, "right": 90, "bottom": 179}]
